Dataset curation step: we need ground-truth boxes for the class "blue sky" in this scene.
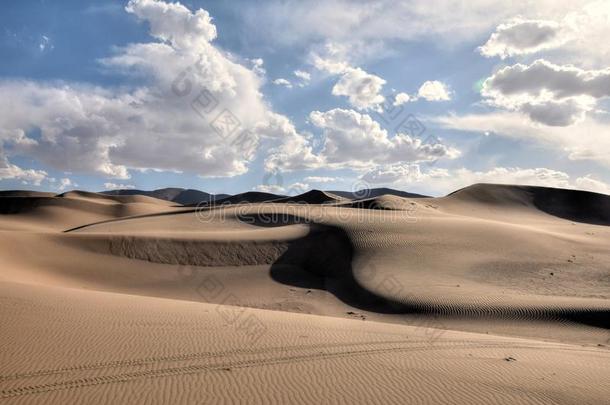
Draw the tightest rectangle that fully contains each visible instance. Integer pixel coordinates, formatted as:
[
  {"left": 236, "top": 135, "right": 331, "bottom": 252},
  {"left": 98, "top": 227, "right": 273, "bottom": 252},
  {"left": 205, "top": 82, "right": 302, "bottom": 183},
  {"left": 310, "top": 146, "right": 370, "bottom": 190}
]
[{"left": 1, "top": 0, "right": 609, "bottom": 196}]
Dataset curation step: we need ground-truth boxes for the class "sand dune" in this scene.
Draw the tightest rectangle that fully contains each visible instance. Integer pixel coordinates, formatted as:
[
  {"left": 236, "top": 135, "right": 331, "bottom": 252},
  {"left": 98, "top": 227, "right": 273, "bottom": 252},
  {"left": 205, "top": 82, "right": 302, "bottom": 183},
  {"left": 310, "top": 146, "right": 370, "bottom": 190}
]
[
  {"left": 273, "top": 189, "right": 348, "bottom": 204},
  {"left": 211, "top": 191, "right": 287, "bottom": 206},
  {"left": 339, "top": 194, "right": 421, "bottom": 210},
  {"left": 444, "top": 183, "right": 610, "bottom": 224},
  {"left": 102, "top": 187, "right": 230, "bottom": 205},
  {"left": 1, "top": 183, "right": 609, "bottom": 403},
  {"left": 0, "top": 191, "right": 177, "bottom": 231}
]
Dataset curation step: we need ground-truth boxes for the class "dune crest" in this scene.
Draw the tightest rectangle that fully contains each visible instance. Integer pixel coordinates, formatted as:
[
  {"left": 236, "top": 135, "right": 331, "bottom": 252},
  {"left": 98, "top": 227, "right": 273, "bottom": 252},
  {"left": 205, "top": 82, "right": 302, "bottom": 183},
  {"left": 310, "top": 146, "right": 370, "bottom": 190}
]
[
  {"left": 273, "top": 190, "right": 347, "bottom": 204},
  {"left": 443, "top": 183, "right": 610, "bottom": 225}
]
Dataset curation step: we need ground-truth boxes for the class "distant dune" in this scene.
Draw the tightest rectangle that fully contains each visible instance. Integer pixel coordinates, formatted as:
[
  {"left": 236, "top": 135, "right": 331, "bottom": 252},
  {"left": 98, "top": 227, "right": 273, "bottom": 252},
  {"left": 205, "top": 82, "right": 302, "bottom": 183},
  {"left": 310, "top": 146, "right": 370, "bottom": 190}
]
[
  {"left": 1, "top": 183, "right": 609, "bottom": 404},
  {"left": 101, "top": 186, "right": 426, "bottom": 206},
  {"left": 272, "top": 189, "right": 348, "bottom": 204},
  {"left": 102, "top": 187, "right": 230, "bottom": 205},
  {"left": 0, "top": 190, "right": 177, "bottom": 230},
  {"left": 339, "top": 194, "right": 421, "bottom": 210},
  {"left": 210, "top": 191, "right": 287, "bottom": 205},
  {"left": 445, "top": 183, "right": 610, "bottom": 225}
]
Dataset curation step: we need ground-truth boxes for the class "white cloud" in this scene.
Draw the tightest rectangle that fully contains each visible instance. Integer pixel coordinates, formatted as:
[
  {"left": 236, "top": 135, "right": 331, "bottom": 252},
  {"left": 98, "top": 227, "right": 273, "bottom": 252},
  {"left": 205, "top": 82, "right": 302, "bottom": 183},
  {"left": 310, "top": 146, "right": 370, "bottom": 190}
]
[
  {"left": 288, "top": 182, "right": 309, "bottom": 193},
  {"left": 479, "top": 3, "right": 610, "bottom": 67},
  {"left": 125, "top": 0, "right": 217, "bottom": 46},
  {"left": 104, "top": 182, "right": 136, "bottom": 190},
  {"left": 435, "top": 111, "right": 610, "bottom": 166},
  {"left": 481, "top": 59, "right": 610, "bottom": 126},
  {"left": 561, "top": 1, "right": 610, "bottom": 67},
  {"left": 249, "top": 58, "right": 266, "bottom": 76},
  {"left": 254, "top": 181, "right": 309, "bottom": 194},
  {"left": 293, "top": 70, "right": 311, "bottom": 87},
  {"left": 331, "top": 67, "right": 386, "bottom": 110},
  {"left": 361, "top": 163, "right": 610, "bottom": 196},
  {"left": 483, "top": 60, "right": 610, "bottom": 99},
  {"left": 574, "top": 175, "right": 610, "bottom": 194},
  {"left": 272, "top": 78, "right": 292, "bottom": 88},
  {"left": 260, "top": 113, "right": 323, "bottom": 172},
  {"left": 429, "top": 167, "right": 573, "bottom": 190},
  {"left": 417, "top": 80, "right": 452, "bottom": 101},
  {"left": 0, "top": 157, "right": 47, "bottom": 186},
  {"left": 0, "top": 0, "right": 285, "bottom": 180},
  {"left": 393, "top": 92, "right": 412, "bottom": 106},
  {"left": 294, "top": 70, "right": 311, "bottom": 81},
  {"left": 312, "top": 45, "right": 386, "bottom": 110},
  {"left": 245, "top": 0, "right": 590, "bottom": 47},
  {"left": 304, "top": 176, "right": 339, "bottom": 183},
  {"left": 254, "top": 184, "right": 286, "bottom": 194},
  {"left": 479, "top": 18, "right": 569, "bottom": 59},
  {"left": 58, "top": 178, "right": 75, "bottom": 191},
  {"left": 264, "top": 108, "right": 459, "bottom": 173},
  {"left": 312, "top": 54, "right": 350, "bottom": 75},
  {"left": 361, "top": 163, "right": 423, "bottom": 184},
  {"left": 392, "top": 82, "right": 451, "bottom": 106},
  {"left": 310, "top": 108, "right": 459, "bottom": 168}
]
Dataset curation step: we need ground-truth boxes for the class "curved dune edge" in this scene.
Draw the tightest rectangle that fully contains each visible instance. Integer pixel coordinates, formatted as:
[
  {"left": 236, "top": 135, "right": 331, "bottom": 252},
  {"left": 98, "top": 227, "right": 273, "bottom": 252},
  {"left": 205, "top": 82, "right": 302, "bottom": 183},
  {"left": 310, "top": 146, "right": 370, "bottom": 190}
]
[
  {"left": 3, "top": 192, "right": 607, "bottom": 344},
  {"left": 59, "top": 210, "right": 610, "bottom": 331}
]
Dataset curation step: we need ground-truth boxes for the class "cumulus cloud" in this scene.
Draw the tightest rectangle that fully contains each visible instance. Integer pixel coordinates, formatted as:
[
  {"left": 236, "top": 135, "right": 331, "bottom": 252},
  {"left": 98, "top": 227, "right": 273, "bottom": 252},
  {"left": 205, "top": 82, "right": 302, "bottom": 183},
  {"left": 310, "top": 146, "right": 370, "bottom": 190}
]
[
  {"left": 311, "top": 44, "right": 386, "bottom": 110},
  {"left": 330, "top": 67, "right": 386, "bottom": 110},
  {"left": 0, "top": 0, "right": 282, "bottom": 180},
  {"left": 483, "top": 60, "right": 610, "bottom": 100},
  {"left": 0, "top": 156, "right": 47, "bottom": 186},
  {"left": 260, "top": 113, "right": 323, "bottom": 172},
  {"left": 417, "top": 80, "right": 452, "bottom": 101},
  {"left": 479, "top": 18, "right": 569, "bottom": 58},
  {"left": 310, "top": 108, "right": 459, "bottom": 167},
  {"left": 479, "top": 4, "right": 610, "bottom": 67},
  {"left": 481, "top": 59, "right": 610, "bottom": 126},
  {"left": 390, "top": 82, "right": 451, "bottom": 106},
  {"left": 125, "top": 0, "right": 217, "bottom": 46},
  {"left": 393, "top": 92, "right": 412, "bottom": 106},
  {"left": 264, "top": 108, "right": 459, "bottom": 173},
  {"left": 272, "top": 78, "right": 292, "bottom": 88},
  {"left": 293, "top": 70, "right": 311, "bottom": 87}
]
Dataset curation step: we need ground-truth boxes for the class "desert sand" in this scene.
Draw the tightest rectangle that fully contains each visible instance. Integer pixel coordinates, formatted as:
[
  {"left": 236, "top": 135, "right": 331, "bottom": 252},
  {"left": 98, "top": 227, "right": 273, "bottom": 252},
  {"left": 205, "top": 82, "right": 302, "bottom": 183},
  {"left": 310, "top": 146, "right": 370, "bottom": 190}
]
[{"left": 1, "top": 184, "right": 609, "bottom": 404}]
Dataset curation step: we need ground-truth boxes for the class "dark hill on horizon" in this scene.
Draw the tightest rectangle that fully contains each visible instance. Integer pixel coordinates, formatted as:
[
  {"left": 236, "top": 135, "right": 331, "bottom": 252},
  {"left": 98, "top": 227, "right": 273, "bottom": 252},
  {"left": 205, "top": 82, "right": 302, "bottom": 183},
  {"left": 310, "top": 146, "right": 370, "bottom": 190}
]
[
  {"left": 101, "top": 186, "right": 428, "bottom": 205},
  {"left": 101, "top": 188, "right": 229, "bottom": 205}
]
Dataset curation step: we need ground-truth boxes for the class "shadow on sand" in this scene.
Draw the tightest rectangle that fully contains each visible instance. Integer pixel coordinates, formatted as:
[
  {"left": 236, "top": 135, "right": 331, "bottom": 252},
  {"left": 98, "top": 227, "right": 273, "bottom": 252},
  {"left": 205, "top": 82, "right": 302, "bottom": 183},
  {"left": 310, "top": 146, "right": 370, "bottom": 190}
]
[{"left": 239, "top": 212, "right": 610, "bottom": 330}]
